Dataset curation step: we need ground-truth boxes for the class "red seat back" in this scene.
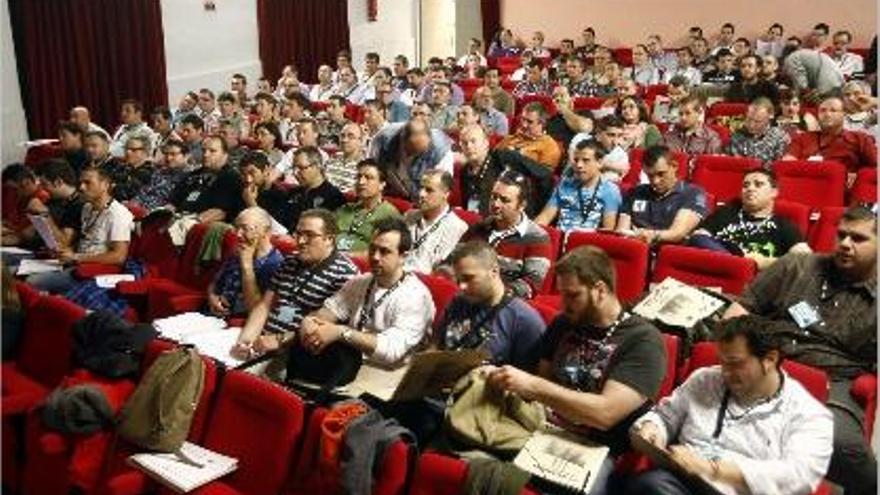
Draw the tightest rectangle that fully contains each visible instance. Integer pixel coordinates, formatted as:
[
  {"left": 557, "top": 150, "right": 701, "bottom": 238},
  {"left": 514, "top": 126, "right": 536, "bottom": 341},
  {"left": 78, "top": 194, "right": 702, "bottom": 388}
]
[
  {"left": 652, "top": 245, "right": 756, "bottom": 295},
  {"left": 572, "top": 97, "right": 606, "bottom": 111},
  {"left": 773, "top": 160, "right": 847, "bottom": 209},
  {"left": 14, "top": 282, "right": 42, "bottom": 311},
  {"left": 203, "top": 371, "right": 304, "bottom": 495},
  {"left": 808, "top": 206, "right": 846, "bottom": 253},
  {"left": 850, "top": 166, "right": 877, "bottom": 205},
  {"left": 691, "top": 155, "right": 761, "bottom": 205},
  {"left": 410, "top": 452, "right": 539, "bottom": 495},
  {"left": 563, "top": 232, "right": 649, "bottom": 303},
  {"left": 658, "top": 334, "right": 679, "bottom": 399},
  {"left": 539, "top": 225, "right": 562, "bottom": 295},
  {"left": 173, "top": 223, "right": 238, "bottom": 290},
  {"left": 18, "top": 296, "right": 86, "bottom": 388},
  {"left": 612, "top": 48, "right": 633, "bottom": 67},
  {"left": 452, "top": 207, "right": 482, "bottom": 226},
  {"left": 706, "top": 123, "right": 731, "bottom": 147},
  {"left": 773, "top": 199, "right": 810, "bottom": 238},
  {"left": 707, "top": 102, "right": 749, "bottom": 120},
  {"left": 385, "top": 196, "right": 413, "bottom": 214},
  {"left": 416, "top": 273, "right": 459, "bottom": 325},
  {"left": 684, "top": 342, "right": 829, "bottom": 402},
  {"left": 458, "top": 78, "right": 483, "bottom": 102},
  {"left": 527, "top": 299, "right": 558, "bottom": 325}
]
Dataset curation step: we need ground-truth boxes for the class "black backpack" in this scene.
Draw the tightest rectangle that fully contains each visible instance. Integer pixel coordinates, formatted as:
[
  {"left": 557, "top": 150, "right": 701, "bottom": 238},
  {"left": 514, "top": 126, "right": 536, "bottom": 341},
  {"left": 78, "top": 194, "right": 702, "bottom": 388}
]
[{"left": 72, "top": 310, "right": 158, "bottom": 379}]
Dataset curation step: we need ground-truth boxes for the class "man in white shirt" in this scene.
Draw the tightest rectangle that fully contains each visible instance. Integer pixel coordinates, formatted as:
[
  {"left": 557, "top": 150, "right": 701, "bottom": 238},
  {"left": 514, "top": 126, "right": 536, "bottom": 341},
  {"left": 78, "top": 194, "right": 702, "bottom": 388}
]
[
  {"left": 830, "top": 30, "right": 864, "bottom": 79},
  {"left": 27, "top": 166, "right": 134, "bottom": 294},
  {"left": 627, "top": 315, "right": 833, "bottom": 495},
  {"left": 109, "top": 99, "right": 157, "bottom": 158},
  {"left": 403, "top": 170, "right": 468, "bottom": 274},
  {"left": 300, "top": 218, "right": 435, "bottom": 367}
]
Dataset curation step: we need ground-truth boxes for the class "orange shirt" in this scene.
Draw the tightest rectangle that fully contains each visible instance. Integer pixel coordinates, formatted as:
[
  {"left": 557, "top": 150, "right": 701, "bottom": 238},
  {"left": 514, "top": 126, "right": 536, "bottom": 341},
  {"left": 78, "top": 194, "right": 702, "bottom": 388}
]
[{"left": 495, "top": 133, "right": 562, "bottom": 170}]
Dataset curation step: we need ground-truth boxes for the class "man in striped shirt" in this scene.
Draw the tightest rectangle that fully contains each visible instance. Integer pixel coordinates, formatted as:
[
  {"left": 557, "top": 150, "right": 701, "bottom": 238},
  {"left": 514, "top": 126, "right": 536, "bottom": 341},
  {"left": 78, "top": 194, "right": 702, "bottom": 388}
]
[
  {"left": 461, "top": 173, "right": 553, "bottom": 299},
  {"left": 232, "top": 208, "right": 358, "bottom": 359}
]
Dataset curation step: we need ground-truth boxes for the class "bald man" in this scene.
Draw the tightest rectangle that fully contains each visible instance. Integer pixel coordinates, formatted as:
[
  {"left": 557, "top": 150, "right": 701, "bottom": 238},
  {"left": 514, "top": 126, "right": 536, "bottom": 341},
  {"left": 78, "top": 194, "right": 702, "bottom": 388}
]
[{"left": 69, "top": 106, "right": 109, "bottom": 137}]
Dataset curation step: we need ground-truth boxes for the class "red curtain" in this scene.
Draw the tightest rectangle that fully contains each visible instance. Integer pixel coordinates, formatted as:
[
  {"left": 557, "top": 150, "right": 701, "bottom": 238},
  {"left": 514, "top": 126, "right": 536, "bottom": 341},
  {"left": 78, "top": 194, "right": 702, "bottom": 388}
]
[
  {"left": 257, "top": 0, "right": 351, "bottom": 84},
  {"left": 9, "top": 0, "right": 169, "bottom": 139},
  {"left": 480, "top": 0, "right": 502, "bottom": 49}
]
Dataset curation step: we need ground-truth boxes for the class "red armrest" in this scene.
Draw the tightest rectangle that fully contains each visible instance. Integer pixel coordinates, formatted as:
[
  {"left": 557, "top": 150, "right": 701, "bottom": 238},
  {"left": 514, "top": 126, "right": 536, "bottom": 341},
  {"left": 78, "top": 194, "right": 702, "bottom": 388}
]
[
  {"left": 115, "top": 280, "right": 154, "bottom": 296},
  {"left": 168, "top": 294, "right": 207, "bottom": 313},
  {"left": 75, "top": 263, "right": 121, "bottom": 278},
  {"left": 851, "top": 373, "right": 877, "bottom": 440}
]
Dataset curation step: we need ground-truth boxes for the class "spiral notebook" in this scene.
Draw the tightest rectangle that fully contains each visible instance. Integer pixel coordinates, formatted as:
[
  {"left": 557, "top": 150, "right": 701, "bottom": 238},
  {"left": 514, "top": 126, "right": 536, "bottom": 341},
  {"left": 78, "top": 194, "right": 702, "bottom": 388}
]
[{"left": 127, "top": 442, "right": 238, "bottom": 493}]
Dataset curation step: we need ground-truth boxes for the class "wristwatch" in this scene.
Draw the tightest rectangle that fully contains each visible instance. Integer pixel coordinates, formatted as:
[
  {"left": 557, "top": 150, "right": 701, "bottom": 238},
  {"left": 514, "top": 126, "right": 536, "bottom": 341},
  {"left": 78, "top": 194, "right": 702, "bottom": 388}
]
[{"left": 341, "top": 328, "right": 355, "bottom": 343}]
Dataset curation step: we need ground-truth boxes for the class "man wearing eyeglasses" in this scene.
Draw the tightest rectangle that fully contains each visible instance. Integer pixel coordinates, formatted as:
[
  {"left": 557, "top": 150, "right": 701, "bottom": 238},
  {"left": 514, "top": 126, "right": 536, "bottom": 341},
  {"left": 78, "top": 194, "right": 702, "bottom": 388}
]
[
  {"left": 723, "top": 206, "right": 877, "bottom": 495},
  {"left": 102, "top": 135, "right": 155, "bottom": 202},
  {"left": 232, "top": 208, "right": 358, "bottom": 362},
  {"left": 496, "top": 102, "right": 563, "bottom": 170}
]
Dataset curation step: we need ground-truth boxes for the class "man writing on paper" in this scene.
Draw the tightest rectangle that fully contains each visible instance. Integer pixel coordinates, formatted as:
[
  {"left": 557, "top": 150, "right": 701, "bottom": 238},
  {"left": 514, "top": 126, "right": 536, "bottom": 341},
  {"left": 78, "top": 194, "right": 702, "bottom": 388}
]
[
  {"left": 626, "top": 316, "right": 833, "bottom": 495},
  {"left": 483, "top": 246, "right": 667, "bottom": 493},
  {"left": 27, "top": 166, "right": 133, "bottom": 294},
  {"left": 231, "top": 209, "right": 358, "bottom": 368}
]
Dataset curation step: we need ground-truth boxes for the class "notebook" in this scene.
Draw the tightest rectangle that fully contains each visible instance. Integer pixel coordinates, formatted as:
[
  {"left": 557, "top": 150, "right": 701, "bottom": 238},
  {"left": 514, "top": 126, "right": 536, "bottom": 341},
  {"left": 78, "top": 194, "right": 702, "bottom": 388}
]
[
  {"left": 128, "top": 441, "right": 238, "bottom": 493},
  {"left": 513, "top": 427, "right": 609, "bottom": 494},
  {"left": 16, "top": 258, "right": 62, "bottom": 276},
  {"left": 152, "top": 313, "right": 227, "bottom": 341},
  {"left": 630, "top": 433, "right": 724, "bottom": 495}
]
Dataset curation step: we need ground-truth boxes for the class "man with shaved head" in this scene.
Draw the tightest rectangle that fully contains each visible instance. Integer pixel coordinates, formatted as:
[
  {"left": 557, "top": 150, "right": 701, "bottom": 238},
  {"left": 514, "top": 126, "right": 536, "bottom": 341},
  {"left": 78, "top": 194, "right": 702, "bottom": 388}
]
[
  {"left": 372, "top": 118, "right": 454, "bottom": 200},
  {"left": 70, "top": 106, "right": 108, "bottom": 137}
]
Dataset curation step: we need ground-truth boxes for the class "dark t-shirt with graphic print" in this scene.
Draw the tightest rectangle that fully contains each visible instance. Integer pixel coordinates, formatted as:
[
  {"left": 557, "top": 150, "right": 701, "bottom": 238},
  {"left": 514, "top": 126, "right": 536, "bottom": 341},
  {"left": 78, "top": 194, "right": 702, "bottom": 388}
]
[
  {"left": 539, "top": 313, "right": 666, "bottom": 454},
  {"left": 700, "top": 204, "right": 803, "bottom": 258}
]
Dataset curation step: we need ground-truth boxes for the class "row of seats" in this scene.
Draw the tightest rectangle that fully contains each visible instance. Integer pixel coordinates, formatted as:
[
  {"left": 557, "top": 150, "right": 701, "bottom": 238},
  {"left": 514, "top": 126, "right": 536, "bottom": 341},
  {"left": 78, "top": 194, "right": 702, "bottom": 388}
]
[{"left": 5, "top": 282, "right": 874, "bottom": 495}]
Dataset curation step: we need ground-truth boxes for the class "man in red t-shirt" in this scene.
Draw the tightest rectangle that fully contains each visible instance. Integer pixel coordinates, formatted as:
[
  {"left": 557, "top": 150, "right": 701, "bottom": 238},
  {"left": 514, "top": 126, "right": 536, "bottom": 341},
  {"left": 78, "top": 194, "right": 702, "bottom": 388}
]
[{"left": 783, "top": 95, "right": 877, "bottom": 174}]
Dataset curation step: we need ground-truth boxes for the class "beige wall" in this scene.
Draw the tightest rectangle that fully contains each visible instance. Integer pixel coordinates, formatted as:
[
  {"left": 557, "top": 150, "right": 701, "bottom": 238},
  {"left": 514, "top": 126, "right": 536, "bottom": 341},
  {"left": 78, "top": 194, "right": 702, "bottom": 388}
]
[{"left": 501, "top": 0, "right": 876, "bottom": 49}]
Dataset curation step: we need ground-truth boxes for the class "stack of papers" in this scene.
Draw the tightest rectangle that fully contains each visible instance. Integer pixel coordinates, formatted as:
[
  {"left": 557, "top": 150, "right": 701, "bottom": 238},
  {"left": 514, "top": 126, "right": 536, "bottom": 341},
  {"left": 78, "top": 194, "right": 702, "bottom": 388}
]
[
  {"left": 128, "top": 441, "right": 238, "bottom": 493},
  {"left": 152, "top": 313, "right": 244, "bottom": 367},
  {"left": 16, "top": 259, "right": 62, "bottom": 276},
  {"left": 633, "top": 277, "right": 725, "bottom": 328},
  {"left": 513, "top": 427, "right": 609, "bottom": 494},
  {"left": 95, "top": 274, "right": 136, "bottom": 288}
]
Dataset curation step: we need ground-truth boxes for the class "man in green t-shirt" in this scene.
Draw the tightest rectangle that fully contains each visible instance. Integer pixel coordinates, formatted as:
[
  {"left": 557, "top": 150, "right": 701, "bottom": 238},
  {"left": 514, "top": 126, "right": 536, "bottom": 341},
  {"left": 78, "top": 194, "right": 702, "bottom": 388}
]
[{"left": 335, "top": 159, "right": 400, "bottom": 256}]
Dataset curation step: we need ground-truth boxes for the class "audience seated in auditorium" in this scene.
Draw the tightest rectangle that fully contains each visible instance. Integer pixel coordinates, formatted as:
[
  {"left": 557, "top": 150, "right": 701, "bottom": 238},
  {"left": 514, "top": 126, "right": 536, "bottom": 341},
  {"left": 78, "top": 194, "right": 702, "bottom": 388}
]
[
  {"left": 324, "top": 122, "right": 365, "bottom": 194},
  {"left": 666, "top": 47, "right": 702, "bottom": 86},
  {"left": 437, "top": 241, "right": 546, "bottom": 370},
  {"left": 625, "top": 44, "right": 661, "bottom": 86},
  {"left": 402, "top": 170, "right": 468, "bottom": 274},
  {"left": 690, "top": 36, "right": 715, "bottom": 73},
  {"left": 458, "top": 124, "right": 553, "bottom": 218},
  {"left": 335, "top": 159, "right": 400, "bottom": 255},
  {"left": 496, "top": 102, "right": 562, "bottom": 170},
  {"left": 27, "top": 166, "right": 133, "bottom": 294},
  {"left": 169, "top": 135, "right": 244, "bottom": 223},
  {"left": 238, "top": 151, "right": 296, "bottom": 229},
  {"left": 472, "top": 86, "right": 509, "bottom": 136},
  {"left": 252, "top": 122, "right": 285, "bottom": 169},
  {"left": 252, "top": 92, "right": 280, "bottom": 127},
  {"left": 232, "top": 208, "right": 358, "bottom": 367},
  {"left": 589, "top": 115, "right": 630, "bottom": 181},
  {"left": 512, "top": 59, "right": 552, "bottom": 98},
  {"left": 711, "top": 22, "right": 737, "bottom": 56},
  {"left": 646, "top": 34, "right": 678, "bottom": 79},
  {"left": 563, "top": 55, "right": 596, "bottom": 97},
  {"left": 102, "top": 135, "right": 155, "bottom": 202},
  {"left": 361, "top": 99, "right": 389, "bottom": 148},
  {"left": 171, "top": 91, "right": 198, "bottom": 126},
  {"left": 32, "top": 160, "right": 84, "bottom": 250},
  {"left": 216, "top": 118, "right": 248, "bottom": 168},
  {"left": 360, "top": 52, "right": 382, "bottom": 86},
  {"left": 390, "top": 55, "right": 409, "bottom": 92},
  {"left": 130, "top": 139, "right": 188, "bottom": 212},
  {"left": 775, "top": 88, "right": 820, "bottom": 135},
  {"left": 150, "top": 106, "right": 182, "bottom": 161},
  {"left": 550, "top": 38, "right": 576, "bottom": 75},
  {"left": 206, "top": 207, "right": 283, "bottom": 318},
  {"left": 783, "top": 47, "right": 845, "bottom": 98},
  {"left": 108, "top": 99, "right": 157, "bottom": 159},
  {"left": 761, "top": 54, "right": 784, "bottom": 85},
  {"left": 484, "top": 246, "right": 667, "bottom": 492},
  {"left": 420, "top": 66, "right": 465, "bottom": 106},
  {"left": 284, "top": 147, "right": 345, "bottom": 229},
  {"left": 831, "top": 30, "right": 864, "bottom": 78},
  {"left": 536, "top": 140, "right": 621, "bottom": 232},
  {"left": 278, "top": 93, "right": 309, "bottom": 145},
  {"left": 546, "top": 85, "right": 594, "bottom": 147},
  {"left": 663, "top": 96, "right": 723, "bottom": 156},
  {"left": 301, "top": 217, "right": 435, "bottom": 367},
  {"left": 703, "top": 48, "right": 741, "bottom": 84},
  {"left": 617, "top": 145, "right": 708, "bottom": 245},
  {"left": 178, "top": 113, "right": 206, "bottom": 168},
  {"left": 783, "top": 95, "right": 877, "bottom": 173},
  {"left": 726, "top": 98, "right": 791, "bottom": 165},
  {"left": 652, "top": 76, "right": 691, "bottom": 125},
  {"left": 618, "top": 96, "right": 663, "bottom": 151},
  {"left": 319, "top": 95, "right": 351, "bottom": 148},
  {"left": 195, "top": 88, "right": 222, "bottom": 133},
  {"left": 230, "top": 73, "right": 251, "bottom": 110},
  {"left": 726, "top": 54, "right": 780, "bottom": 102},
  {"left": 83, "top": 130, "right": 112, "bottom": 168},
  {"left": 376, "top": 81, "right": 410, "bottom": 124},
  {"left": 724, "top": 205, "right": 877, "bottom": 495},
  {"left": 690, "top": 168, "right": 810, "bottom": 269},
  {"left": 841, "top": 80, "right": 878, "bottom": 134},
  {"left": 487, "top": 28, "right": 520, "bottom": 58},
  {"left": 755, "top": 22, "right": 786, "bottom": 58},
  {"left": 310, "top": 64, "right": 336, "bottom": 103},
  {"left": 58, "top": 121, "right": 89, "bottom": 175},
  {"left": 217, "top": 91, "right": 250, "bottom": 140},
  {"left": 1, "top": 165, "right": 44, "bottom": 247},
  {"left": 429, "top": 81, "right": 459, "bottom": 131},
  {"left": 627, "top": 315, "right": 833, "bottom": 495},
  {"left": 577, "top": 26, "right": 598, "bottom": 57},
  {"left": 373, "top": 119, "right": 454, "bottom": 200},
  {"left": 460, "top": 172, "right": 552, "bottom": 299},
  {"left": 276, "top": 119, "right": 328, "bottom": 182},
  {"left": 70, "top": 105, "right": 109, "bottom": 137}
]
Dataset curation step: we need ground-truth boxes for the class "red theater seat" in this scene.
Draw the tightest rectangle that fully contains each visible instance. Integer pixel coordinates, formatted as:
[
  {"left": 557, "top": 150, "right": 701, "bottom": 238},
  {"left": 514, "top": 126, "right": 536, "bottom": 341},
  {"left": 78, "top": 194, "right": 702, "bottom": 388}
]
[
  {"left": 652, "top": 245, "right": 756, "bottom": 295},
  {"left": 691, "top": 155, "right": 761, "bottom": 205},
  {"left": 773, "top": 160, "right": 847, "bottom": 209},
  {"left": 849, "top": 166, "right": 877, "bottom": 205},
  {"left": 410, "top": 452, "right": 540, "bottom": 495},
  {"left": 807, "top": 206, "right": 845, "bottom": 253}
]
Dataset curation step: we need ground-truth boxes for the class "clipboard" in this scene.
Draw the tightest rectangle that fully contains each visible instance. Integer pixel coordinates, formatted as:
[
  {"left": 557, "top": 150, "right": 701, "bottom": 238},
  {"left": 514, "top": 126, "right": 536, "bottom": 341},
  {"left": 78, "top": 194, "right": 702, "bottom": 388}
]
[
  {"left": 630, "top": 433, "right": 725, "bottom": 495},
  {"left": 27, "top": 214, "right": 59, "bottom": 251},
  {"left": 341, "top": 349, "right": 488, "bottom": 402}
]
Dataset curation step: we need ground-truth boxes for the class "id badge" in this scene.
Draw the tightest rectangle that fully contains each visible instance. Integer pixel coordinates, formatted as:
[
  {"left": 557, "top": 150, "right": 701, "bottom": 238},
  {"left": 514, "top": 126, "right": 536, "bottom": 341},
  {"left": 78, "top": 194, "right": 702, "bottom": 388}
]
[
  {"left": 337, "top": 235, "right": 354, "bottom": 251},
  {"left": 807, "top": 154, "right": 824, "bottom": 162},
  {"left": 185, "top": 190, "right": 201, "bottom": 202},
  {"left": 633, "top": 199, "right": 647, "bottom": 213},
  {"left": 276, "top": 305, "right": 299, "bottom": 325},
  {"left": 788, "top": 301, "right": 822, "bottom": 329},
  {"left": 466, "top": 197, "right": 480, "bottom": 212}
]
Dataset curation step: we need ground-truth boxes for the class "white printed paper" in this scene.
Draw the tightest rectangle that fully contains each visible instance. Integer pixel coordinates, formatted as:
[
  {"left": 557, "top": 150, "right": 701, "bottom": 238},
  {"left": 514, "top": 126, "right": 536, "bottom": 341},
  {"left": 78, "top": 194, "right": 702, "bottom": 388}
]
[{"left": 16, "top": 258, "right": 62, "bottom": 275}]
